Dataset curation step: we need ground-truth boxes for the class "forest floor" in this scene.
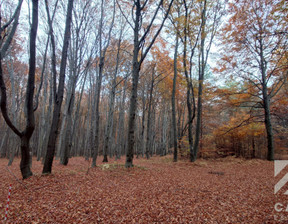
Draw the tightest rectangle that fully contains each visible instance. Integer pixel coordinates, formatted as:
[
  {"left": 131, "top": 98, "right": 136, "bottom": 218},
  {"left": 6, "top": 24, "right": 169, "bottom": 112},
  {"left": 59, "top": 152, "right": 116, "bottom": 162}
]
[{"left": 0, "top": 155, "right": 287, "bottom": 223}]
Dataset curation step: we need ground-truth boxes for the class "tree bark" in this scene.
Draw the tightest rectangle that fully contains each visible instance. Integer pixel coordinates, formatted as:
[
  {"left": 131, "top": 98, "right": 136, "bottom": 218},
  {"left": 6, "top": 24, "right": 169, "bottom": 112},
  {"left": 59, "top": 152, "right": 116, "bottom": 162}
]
[
  {"left": 0, "top": 0, "right": 37, "bottom": 179},
  {"left": 103, "top": 31, "right": 122, "bottom": 162},
  {"left": 193, "top": 0, "right": 207, "bottom": 160},
  {"left": 43, "top": 0, "right": 74, "bottom": 174},
  {"left": 172, "top": 33, "right": 178, "bottom": 162},
  {"left": 116, "top": 78, "right": 127, "bottom": 159},
  {"left": 145, "top": 66, "right": 155, "bottom": 159},
  {"left": 259, "top": 39, "right": 274, "bottom": 161},
  {"left": 125, "top": 0, "right": 174, "bottom": 167},
  {"left": 92, "top": 0, "right": 115, "bottom": 167}
]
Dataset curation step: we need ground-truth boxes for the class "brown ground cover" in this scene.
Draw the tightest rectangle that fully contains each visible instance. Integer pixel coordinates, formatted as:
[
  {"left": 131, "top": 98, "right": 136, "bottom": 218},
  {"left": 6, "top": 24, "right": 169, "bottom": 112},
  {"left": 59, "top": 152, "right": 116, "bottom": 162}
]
[{"left": 0, "top": 156, "right": 287, "bottom": 223}]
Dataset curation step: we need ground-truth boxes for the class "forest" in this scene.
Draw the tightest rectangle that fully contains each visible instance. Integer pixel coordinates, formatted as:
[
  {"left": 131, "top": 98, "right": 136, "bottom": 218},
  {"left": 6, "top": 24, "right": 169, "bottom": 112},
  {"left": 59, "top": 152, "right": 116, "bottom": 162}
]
[{"left": 0, "top": 0, "right": 287, "bottom": 222}]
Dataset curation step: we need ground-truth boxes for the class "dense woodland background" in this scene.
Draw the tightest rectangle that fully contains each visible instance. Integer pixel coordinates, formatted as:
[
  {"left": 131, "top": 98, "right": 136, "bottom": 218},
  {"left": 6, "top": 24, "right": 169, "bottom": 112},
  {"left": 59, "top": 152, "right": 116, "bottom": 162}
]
[{"left": 0, "top": 0, "right": 287, "bottom": 179}]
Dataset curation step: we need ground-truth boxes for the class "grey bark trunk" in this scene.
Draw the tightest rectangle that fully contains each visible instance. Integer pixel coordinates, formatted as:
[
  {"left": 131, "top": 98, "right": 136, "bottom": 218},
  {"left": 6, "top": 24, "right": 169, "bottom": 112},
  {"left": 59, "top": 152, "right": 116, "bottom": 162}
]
[
  {"left": 43, "top": 0, "right": 74, "bottom": 174},
  {"left": 172, "top": 33, "right": 178, "bottom": 162},
  {"left": 92, "top": 0, "right": 115, "bottom": 167},
  {"left": 103, "top": 30, "right": 122, "bottom": 162},
  {"left": 116, "top": 78, "right": 127, "bottom": 159},
  {"left": 259, "top": 41, "right": 274, "bottom": 161},
  {"left": 193, "top": 0, "right": 207, "bottom": 160},
  {"left": 145, "top": 66, "right": 155, "bottom": 159}
]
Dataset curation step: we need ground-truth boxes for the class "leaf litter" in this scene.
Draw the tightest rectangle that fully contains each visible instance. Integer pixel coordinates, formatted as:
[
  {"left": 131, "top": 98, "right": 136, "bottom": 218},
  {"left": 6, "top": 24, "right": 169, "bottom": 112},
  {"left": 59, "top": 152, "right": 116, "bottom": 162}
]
[{"left": 0, "top": 156, "right": 286, "bottom": 223}]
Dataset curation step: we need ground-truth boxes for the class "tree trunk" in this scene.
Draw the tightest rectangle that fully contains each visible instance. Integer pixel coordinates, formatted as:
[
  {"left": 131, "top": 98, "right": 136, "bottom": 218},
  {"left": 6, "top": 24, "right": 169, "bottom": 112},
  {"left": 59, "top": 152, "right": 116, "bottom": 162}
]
[
  {"left": 92, "top": 0, "right": 115, "bottom": 167},
  {"left": 263, "top": 79, "right": 274, "bottom": 160},
  {"left": 145, "top": 66, "right": 155, "bottom": 159},
  {"left": 92, "top": 58, "right": 104, "bottom": 167},
  {"left": 21, "top": 0, "right": 38, "bottom": 179},
  {"left": 43, "top": 0, "right": 74, "bottom": 174},
  {"left": 140, "top": 87, "right": 146, "bottom": 158},
  {"left": 126, "top": 3, "right": 141, "bottom": 168},
  {"left": 20, "top": 135, "right": 33, "bottom": 179},
  {"left": 126, "top": 61, "right": 140, "bottom": 167},
  {"left": 193, "top": 1, "right": 207, "bottom": 160},
  {"left": 6, "top": 55, "right": 18, "bottom": 165},
  {"left": 60, "top": 86, "right": 75, "bottom": 165},
  {"left": 183, "top": 23, "right": 196, "bottom": 162},
  {"left": 125, "top": 0, "right": 174, "bottom": 167},
  {"left": 116, "top": 78, "right": 127, "bottom": 159},
  {"left": 172, "top": 33, "right": 178, "bottom": 162},
  {"left": 259, "top": 35, "right": 274, "bottom": 161}
]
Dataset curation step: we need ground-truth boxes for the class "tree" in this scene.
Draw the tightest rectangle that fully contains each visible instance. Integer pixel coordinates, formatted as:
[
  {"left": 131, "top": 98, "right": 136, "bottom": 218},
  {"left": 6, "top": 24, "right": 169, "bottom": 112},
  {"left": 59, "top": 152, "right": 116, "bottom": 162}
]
[
  {"left": 117, "top": 0, "right": 174, "bottom": 167},
  {"left": 59, "top": 0, "right": 95, "bottom": 165},
  {"left": 218, "top": 0, "right": 288, "bottom": 161},
  {"left": 43, "top": 0, "right": 74, "bottom": 174},
  {"left": 0, "top": 0, "right": 38, "bottom": 179},
  {"left": 91, "top": 0, "right": 115, "bottom": 167},
  {"left": 102, "top": 20, "right": 126, "bottom": 162}
]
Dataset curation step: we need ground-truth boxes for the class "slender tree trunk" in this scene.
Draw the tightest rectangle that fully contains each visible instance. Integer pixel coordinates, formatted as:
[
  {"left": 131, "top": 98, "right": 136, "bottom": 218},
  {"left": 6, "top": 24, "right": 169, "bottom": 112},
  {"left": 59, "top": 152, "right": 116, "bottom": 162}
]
[
  {"left": 72, "top": 68, "right": 88, "bottom": 156},
  {"left": 102, "top": 34, "right": 122, "bottom": 161},
  {"left": 125, "top": 0, "right": 174, "bottom": 167},
  {"left": 43, "top": 0, "right": 74, "bottom": 174},
  {"left": 92, "top": 0, "right": 115, "bottom": 167},
  {"left": 256, "top": 34, "right": 274, "bottom": 161},
  {"left": 0, "top": 127, "right": 9, "bottom": 157},
  {"left": 116, "top": 78, "right": 127, "bottom": 159},
  {"left": 183, "top": 11, "right": 195, "bottom": 162},
  {"left": 145, "top": 66, "right": 155, "bottom": 159},
  {"left": 6, "top": 56, "right": 18, "bottom": 165},
  {"left": 139, "top": 87, "right": 146, "bottom": 158},
  {"left": 126, "top": 65, "right": 139, "bottom": 167},
  {"left": 92, "top": 58, "right": 104, "bottom": 167},
  {"left": 194, "top": 0, "right": 207, "bottom": 160},
  {"left": 126, "top": 3, "right": 141, "bottom": 167},
  {"left": 172, "top": 33, "right": 178, "bottom": 162},
  {"left": 37, "top": 72, "right": 47, "bottom": 161},
  {"left": 61, "top": 85, "right": 75, "bottom": 165}
]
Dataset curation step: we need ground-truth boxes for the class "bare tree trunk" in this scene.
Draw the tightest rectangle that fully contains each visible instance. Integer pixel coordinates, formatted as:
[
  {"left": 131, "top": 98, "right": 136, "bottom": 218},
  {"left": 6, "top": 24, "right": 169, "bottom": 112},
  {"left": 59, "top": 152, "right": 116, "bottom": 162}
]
[
  {"left": 37, "top": 69, "right": 48, "bottom": 161},
  {"left": 0, "top": 0, "right": 37, "bottom": 179},
  {"left": 0, "top": 127, "right": 9, "bottom": 157},
  {"left": 124, "top": 0, "right": 174, "bottom": 167},
  {"left": 6, "top": 56, "right": 18, "bottom": 165},
  {"left": 145, "top": 66, "right": 155, "bottom": 159},
  {"left": 61, "top": 90, "right": 74, "bottom": 165},
  {"left": 260, "top": 42, "right": 274, "bottom": 161},
  {"left": 92, "top": 0, "right": 115, "bottom": 167},
  {"left": 139, "top": 87, "right": 146, "bottom": 158},
  {"left": 103, "top": 27, "right": 122, "bottom": 162},
  {"left": 116, "top": 78, "right": 127, "bottom": 159},
  {"left": 182, "top": 3, "right": 196, "bottom": 162},
  {"left": 43, "top": 0, "right": 74, "bottom": 174},
  {"left": 172, "top": 33, "right": 179, "bottom": 162},
  {"left": 126, "top": 55, "right": 140, "bottom": 167},
  {"left": 193, "top": 0, "right": 207, "bottom": 160},
  {"left": 71, "top": 67, "right": 88, "bottom": 157},
  {"left": 19, "top": 0, "right": 38, "bottom": 178}
]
